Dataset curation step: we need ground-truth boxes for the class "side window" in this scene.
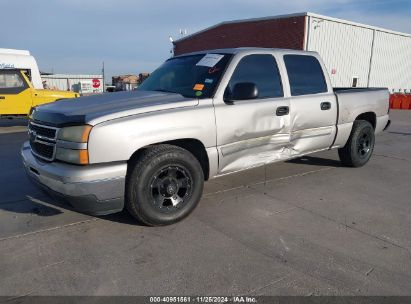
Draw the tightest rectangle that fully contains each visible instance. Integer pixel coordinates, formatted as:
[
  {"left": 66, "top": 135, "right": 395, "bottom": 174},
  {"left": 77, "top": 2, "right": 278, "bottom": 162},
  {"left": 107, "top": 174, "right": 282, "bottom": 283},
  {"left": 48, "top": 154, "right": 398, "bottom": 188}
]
[
  {"left": 284, "top": 55, "right": 328, "bottom": 96},
  {"left": 0, "top": 72, "right": 24, "bottom": 88},
  {"left": 227, "top": 54, "right": 283, "bottom": 99},
  {"left": 0, "top": 71, "right": 27, "bottom": 94}
]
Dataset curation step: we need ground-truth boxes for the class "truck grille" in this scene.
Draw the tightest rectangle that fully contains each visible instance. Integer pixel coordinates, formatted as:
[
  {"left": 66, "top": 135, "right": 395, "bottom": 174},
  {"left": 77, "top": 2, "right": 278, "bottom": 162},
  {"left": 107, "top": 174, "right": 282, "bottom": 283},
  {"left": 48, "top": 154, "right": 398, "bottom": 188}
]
[
  {"left": 29, "top": 123, "right": 57, "bottom": 139},
  {"left": 30, "top": 140, "right": 55, "bottom": 160},
  {"left": 28, "top": 122, "right": 58, "bottom": 161}
]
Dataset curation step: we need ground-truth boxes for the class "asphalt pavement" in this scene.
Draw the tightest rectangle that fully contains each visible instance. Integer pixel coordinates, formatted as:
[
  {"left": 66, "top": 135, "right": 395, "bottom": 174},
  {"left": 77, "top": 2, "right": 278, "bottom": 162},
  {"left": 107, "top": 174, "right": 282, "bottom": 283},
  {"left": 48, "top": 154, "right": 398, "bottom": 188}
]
[{"left": 0, "top": 111, "right": 410, "bottom": 296}]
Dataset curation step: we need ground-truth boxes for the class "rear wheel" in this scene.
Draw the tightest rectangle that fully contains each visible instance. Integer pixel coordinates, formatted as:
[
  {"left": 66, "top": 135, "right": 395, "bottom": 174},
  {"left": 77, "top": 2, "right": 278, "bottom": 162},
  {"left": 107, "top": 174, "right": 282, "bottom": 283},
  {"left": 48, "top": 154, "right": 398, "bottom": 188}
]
[
  {"left": 125, "top": 144, "right": 204, "bottom": 226},
  {"left": 338, "top": 120, "right": 375, "bottom": 167}
]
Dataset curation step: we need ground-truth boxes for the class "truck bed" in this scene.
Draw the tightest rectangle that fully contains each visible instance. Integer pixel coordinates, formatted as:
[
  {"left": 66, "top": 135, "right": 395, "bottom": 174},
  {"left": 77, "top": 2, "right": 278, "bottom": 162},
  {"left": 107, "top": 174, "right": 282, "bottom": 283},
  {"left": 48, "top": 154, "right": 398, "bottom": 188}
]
[
  {"left": 334, "top": 87, "right": 389, "bottom": 124},
  {"left": 333, "top": 87, "right": 387, "bottom": 93}
]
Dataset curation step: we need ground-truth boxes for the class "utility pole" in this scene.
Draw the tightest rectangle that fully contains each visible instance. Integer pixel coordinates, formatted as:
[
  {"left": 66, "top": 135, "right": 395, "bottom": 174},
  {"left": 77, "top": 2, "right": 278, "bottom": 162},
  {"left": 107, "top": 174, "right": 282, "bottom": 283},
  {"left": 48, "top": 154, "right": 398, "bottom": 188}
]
[{"left": 102, "top": 61, "right": 105, "bottom": 93}]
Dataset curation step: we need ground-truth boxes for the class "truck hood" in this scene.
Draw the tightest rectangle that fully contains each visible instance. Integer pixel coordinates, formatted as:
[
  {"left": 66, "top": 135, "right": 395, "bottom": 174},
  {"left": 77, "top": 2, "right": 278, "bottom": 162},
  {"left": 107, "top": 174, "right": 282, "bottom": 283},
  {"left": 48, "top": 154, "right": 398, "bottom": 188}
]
[
  {"left": 31, "top": 90, "right": 198, "bottom": 127},
  {"left": 36, "top": 89, "right": 79, "bottom": 99}
]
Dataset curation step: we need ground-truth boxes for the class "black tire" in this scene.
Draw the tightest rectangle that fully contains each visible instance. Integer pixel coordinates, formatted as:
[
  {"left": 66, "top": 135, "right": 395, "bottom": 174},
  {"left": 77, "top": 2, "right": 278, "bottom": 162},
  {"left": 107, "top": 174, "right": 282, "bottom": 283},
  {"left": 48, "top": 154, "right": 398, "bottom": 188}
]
[
  {"left": 125, "top": 144, "right": 204, "bottom": 226},
  {"left": 338, "top": 120, "right": 375, "bottom": 167}
]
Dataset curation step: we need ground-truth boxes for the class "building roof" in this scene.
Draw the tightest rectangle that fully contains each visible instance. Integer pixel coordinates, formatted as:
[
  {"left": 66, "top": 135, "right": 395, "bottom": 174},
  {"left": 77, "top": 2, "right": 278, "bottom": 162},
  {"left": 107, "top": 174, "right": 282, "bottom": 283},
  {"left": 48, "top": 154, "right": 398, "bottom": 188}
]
[
  {"left": 41, "top": 74, "right": 102, "bottom": 78},
  {"left": 174, "top": 12, "right": 411, "bottom": 44},
  {"left": 174, "top": 47, "right": 315, "bottom": 57}
]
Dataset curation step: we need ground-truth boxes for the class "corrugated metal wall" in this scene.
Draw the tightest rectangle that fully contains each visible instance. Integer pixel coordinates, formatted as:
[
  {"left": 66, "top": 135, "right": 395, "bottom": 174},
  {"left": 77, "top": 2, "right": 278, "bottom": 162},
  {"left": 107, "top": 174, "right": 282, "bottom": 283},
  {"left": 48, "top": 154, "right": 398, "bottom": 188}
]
[
  {"left": 41, "top": 74, "right": 103, "bottom": 93},
  {"left": 40, "top": 76, "right": 70, "bottom": 91},
  {"left": 307, "top": 15, "right": 411, "bottom": 92},
  {"left": 369, "top": 31, "right": 411, "bottom": 92},
  {"left": 306, "top": 16, "right": 374, "bottom": 88}
]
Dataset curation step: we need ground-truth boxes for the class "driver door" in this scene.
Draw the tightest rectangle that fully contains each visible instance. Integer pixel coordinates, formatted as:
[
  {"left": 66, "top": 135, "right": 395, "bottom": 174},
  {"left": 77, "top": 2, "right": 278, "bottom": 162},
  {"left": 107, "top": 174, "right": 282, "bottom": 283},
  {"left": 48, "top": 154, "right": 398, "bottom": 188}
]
[{"left": 213, "top": 53, "right": 291, "bottom": 175}]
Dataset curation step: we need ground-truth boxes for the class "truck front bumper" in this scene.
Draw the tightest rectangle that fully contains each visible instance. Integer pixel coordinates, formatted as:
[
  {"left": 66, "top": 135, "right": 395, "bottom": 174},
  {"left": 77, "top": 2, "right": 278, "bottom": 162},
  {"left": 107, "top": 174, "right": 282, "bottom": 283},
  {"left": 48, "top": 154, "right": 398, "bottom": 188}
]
[{"left": 21, "top": 141, "right": 127, "bottom": 216}]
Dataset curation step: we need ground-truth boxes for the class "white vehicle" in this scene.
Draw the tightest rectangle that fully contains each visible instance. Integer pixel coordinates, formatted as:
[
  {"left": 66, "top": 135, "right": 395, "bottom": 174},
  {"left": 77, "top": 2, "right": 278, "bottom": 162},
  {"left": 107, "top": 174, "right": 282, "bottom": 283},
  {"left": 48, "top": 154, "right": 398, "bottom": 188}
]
[
  {"left": 0, "top": 48, "right": 78, "bottom": 116},
  {"left": 0, "top": 48, "right": 43, "bottom": 89},
  {"left": 22, "top": 48, "right": 390, "bottom": 226}
]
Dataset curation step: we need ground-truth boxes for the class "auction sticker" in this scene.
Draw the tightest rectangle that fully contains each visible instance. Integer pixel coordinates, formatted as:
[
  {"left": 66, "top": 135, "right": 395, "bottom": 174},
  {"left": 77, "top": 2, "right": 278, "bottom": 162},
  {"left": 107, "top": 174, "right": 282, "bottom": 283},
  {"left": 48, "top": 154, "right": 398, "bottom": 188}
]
[
  {"left": 196, "top": 54, "right": 224, "bottom": 67},
  {"left": 193, "top": 84, "right": 205, "bottom": 91}
]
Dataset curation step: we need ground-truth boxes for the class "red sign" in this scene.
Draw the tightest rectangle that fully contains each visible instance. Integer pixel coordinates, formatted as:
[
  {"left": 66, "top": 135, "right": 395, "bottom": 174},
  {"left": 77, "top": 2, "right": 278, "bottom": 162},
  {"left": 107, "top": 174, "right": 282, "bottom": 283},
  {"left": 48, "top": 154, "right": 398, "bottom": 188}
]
[{"left": 92, "top": 78, "right": 101, "bottom": 88}]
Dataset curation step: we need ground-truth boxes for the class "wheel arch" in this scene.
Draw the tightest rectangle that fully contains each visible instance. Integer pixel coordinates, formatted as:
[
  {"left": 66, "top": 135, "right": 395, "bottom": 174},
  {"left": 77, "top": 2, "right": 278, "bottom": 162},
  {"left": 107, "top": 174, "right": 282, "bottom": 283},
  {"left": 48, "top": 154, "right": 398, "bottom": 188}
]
[
  {"left": 355, "top": 112, "right": 376, "bottom": 129},
  {"left": 127, "top": 138, "right": 210, "bottom": 180}
]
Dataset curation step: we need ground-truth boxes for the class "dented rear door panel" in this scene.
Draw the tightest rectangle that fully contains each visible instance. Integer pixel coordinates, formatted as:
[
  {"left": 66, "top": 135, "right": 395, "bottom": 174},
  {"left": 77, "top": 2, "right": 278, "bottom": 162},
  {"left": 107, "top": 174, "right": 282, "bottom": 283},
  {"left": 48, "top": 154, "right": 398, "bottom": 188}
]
[{"left": 289, "top": 92, "right": 338, "bottom": 154}]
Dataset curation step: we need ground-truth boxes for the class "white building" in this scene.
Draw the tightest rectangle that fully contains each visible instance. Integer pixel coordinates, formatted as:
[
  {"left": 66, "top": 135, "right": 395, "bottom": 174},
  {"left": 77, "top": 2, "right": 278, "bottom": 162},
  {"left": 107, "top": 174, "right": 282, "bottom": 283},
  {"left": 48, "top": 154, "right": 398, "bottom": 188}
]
[{"left": 305, "top": 13, "right": 411, "bottom": 93}]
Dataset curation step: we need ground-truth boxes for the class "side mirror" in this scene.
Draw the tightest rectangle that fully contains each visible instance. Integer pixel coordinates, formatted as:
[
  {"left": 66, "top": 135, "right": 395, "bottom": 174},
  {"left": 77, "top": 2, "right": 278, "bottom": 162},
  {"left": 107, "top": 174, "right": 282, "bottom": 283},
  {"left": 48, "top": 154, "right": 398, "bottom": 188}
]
[{"left": 226, "top": 82, "right": 258, "bottom": 102}]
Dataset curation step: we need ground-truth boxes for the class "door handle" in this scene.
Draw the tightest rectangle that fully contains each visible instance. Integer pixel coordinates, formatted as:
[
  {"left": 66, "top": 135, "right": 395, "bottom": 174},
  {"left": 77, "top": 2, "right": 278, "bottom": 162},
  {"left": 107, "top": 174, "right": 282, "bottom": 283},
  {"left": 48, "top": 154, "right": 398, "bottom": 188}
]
[
  {"left": 276, "top": 106, "right": 289, "bottom": 116},
  {"left": 321, "top": 102, "right": 331, "bottom": 110},
  {"left": 0, "top": 96, "right": 5, "bottom": 100}
]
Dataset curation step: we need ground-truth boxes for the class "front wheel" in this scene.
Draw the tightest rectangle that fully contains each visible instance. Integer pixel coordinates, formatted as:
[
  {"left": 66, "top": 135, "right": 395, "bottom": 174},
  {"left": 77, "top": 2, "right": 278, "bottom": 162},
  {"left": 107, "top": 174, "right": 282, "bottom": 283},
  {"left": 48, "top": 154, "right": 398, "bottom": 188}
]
[
  {"left": 125, "top": 144, "right": 204, "bottom": 226},
  {"left": 338, "top": 120, "right": 375, "bottom": 167}
]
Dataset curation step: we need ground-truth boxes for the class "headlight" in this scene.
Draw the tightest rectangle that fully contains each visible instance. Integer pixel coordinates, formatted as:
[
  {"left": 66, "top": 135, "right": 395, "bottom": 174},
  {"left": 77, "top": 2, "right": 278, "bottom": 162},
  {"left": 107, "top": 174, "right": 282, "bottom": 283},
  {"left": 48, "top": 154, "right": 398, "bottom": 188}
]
[
  {"left": 56, "top": 148, "right": 89, "bottom": 165},
  {"left": 56, "top": 125, "right": 92, "bottom": 165},
  {"left": 58, "top": 125, "right": 92, "bottom": 143}
]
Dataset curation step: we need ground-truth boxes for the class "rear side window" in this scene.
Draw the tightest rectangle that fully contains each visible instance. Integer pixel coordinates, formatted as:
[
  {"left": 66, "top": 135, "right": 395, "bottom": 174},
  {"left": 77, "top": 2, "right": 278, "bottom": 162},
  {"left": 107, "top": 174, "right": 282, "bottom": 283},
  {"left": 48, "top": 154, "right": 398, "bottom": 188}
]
[
  {"left": 284, "top": 55, "right": 328, "bottom": 96},
  {"left": 227, "top": 54, "right": 283, "bottom": 99}
]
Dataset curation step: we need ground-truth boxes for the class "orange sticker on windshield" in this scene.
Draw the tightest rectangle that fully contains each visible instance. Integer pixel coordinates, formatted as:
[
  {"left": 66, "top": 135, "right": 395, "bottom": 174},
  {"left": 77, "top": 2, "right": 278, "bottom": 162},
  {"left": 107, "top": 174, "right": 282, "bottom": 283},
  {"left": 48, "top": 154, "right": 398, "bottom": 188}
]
[{"left": 193, "top": 84, "right": 204, "bottom": 91}]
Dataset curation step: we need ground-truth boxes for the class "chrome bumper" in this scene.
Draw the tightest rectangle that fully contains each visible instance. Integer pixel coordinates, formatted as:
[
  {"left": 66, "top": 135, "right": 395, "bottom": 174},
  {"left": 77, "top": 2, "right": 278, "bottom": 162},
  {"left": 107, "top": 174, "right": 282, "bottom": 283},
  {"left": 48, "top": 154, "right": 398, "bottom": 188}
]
[{"left": 21, "top": 141, "right": 127, "bottom": 215}]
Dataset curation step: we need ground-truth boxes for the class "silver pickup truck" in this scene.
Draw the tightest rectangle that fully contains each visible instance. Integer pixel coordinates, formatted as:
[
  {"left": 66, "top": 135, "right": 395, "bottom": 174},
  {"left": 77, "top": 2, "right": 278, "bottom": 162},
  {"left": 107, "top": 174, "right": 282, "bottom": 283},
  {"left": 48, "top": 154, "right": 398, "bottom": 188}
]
[{"left": 22, "top": 48, "right": 390, "bottom": 226}]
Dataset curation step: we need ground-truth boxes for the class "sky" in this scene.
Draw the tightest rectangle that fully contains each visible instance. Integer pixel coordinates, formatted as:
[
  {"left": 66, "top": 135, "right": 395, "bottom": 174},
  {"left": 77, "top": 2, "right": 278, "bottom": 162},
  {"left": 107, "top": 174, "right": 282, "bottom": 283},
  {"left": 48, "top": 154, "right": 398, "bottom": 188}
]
[{"left": 1, "top": 0, "right": 411, "bottom": 82}]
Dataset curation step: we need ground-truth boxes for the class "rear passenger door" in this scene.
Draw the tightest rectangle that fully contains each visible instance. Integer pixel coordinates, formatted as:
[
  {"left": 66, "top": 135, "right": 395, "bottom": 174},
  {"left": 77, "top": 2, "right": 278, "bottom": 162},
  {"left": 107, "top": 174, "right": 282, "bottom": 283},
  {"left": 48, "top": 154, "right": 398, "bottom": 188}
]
[
  {"left": 284, "top": 55, "right": 337, "bottom": 154},
  {"left": 214, "top": 53, "right": 291, "bottom": 174}
]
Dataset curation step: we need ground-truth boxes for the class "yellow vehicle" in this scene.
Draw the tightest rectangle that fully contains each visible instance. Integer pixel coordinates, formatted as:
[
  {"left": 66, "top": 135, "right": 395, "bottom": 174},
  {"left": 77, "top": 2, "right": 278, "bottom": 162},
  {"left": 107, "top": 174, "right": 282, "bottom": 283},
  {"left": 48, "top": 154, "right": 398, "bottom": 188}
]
[{"left": 0, "top": 69, "right": 78, "bottom": 116}]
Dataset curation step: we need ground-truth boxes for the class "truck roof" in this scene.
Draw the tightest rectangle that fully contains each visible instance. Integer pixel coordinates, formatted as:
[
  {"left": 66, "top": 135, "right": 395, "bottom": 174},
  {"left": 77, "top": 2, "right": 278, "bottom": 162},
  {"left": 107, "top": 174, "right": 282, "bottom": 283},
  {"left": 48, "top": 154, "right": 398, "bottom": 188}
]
[{"left": 0, "top": 48, "right": 31, "bottom": 56}]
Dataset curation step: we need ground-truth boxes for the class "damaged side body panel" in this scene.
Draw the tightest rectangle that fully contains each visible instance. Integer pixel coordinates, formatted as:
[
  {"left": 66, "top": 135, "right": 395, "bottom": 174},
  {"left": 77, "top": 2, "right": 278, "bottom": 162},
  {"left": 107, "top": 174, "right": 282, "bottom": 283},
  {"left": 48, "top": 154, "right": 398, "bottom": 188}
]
[
  {"left": 289, "top": 92, "right": 338, "bottom": 155},
  {"left": 216, "top": 100, "right": 292, "bottom": 173},
  {"left": 213, "top": 49, "right": 338, "bottom": 176}
]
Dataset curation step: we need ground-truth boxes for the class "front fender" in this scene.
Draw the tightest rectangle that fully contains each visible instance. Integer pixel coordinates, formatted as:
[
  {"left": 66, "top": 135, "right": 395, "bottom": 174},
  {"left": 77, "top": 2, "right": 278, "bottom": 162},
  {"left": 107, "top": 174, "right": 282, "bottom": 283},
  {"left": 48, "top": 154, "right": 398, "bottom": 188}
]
[{"left": 87, "top": 101, "right": 216, "bottom": 164}]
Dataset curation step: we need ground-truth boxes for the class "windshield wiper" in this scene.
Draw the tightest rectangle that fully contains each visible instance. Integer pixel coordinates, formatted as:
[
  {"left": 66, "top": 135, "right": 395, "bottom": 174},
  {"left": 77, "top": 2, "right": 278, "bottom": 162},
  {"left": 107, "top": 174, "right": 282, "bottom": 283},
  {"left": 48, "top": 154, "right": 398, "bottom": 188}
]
[
  {"left": 152, "top": 88, "right": 191, "bottom": 98},
  {"left": 153, "top": 88, "right": 178, "bottom": 94}
]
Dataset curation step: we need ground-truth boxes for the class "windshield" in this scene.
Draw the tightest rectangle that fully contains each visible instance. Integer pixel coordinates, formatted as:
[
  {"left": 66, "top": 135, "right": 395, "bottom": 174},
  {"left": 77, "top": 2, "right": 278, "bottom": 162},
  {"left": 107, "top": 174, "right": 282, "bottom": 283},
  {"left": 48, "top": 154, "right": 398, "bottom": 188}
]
[{"left": 138, "top": 53, "right": 232, "bottom": 99}]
